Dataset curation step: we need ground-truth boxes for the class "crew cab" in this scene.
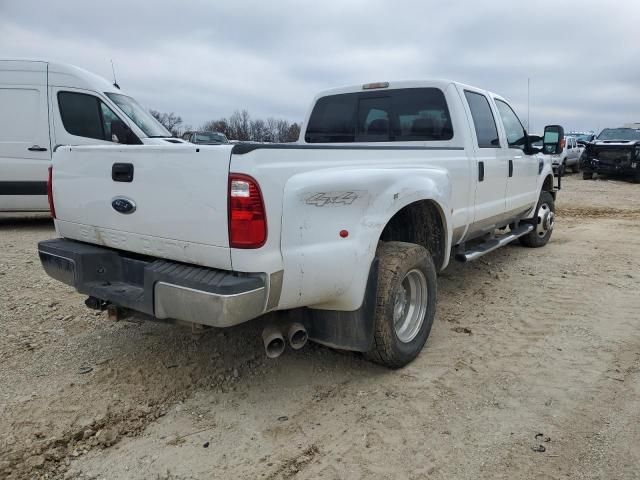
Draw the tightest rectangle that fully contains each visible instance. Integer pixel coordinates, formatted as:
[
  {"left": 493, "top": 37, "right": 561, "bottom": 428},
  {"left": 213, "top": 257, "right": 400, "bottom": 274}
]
[
  {"left": 581, "top": 128, "right": 640, "bottom": 182},
  {"left": 0, "top": 59, "right": 184, "bottom": 212},
  {"left": 39, "top": 80, "right": 560, "bottom": 368}
]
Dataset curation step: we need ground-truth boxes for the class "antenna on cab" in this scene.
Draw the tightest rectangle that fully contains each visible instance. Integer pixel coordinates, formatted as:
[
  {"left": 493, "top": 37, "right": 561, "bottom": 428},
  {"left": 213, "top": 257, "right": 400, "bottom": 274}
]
[{"left": 111, "top": 60, "right": 120, "bottom": 89}]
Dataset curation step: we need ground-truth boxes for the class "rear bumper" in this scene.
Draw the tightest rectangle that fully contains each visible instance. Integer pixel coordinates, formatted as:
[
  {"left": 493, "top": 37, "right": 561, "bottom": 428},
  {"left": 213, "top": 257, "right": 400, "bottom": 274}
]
[{"left": 38, "top": 238, "right": 268, "bottom": 327}]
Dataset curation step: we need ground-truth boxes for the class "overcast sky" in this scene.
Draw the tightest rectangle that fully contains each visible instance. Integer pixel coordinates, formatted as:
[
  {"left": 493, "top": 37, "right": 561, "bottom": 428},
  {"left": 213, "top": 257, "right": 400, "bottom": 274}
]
[{"left": 1, "top": 0, "right": 638, "bottom": 133}]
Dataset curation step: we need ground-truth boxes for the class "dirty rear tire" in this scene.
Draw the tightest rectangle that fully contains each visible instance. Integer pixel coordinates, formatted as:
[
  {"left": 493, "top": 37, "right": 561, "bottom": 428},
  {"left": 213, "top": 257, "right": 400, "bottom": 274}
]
[{"left": 365, "top": 242, "right": 437, "bottom": 369}]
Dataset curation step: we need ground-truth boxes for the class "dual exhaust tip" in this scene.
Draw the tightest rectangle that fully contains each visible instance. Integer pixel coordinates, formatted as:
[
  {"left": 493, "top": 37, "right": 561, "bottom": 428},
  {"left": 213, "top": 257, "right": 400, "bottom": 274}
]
[{"left": 262, "top": 323, "right": 308, "bottom": 359}]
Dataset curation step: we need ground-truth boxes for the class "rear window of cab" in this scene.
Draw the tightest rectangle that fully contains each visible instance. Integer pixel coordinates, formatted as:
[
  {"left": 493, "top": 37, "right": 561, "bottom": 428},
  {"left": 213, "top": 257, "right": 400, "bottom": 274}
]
[{"left": 305, "top": 88, "right": 453, "bottom": 143}]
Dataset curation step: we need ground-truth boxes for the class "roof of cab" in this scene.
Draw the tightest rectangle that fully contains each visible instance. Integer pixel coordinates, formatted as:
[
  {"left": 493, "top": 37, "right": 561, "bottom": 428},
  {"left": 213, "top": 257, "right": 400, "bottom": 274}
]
[
  {"left": 0, "top": 58, "right": 123, "bottom": 94},
  {"left": 313, "top": 79, "right": 499, "bottom": 100}
]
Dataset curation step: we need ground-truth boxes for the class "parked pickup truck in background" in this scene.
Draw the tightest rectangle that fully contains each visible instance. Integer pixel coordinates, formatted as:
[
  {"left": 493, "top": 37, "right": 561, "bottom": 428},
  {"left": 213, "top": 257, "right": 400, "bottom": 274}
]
[
  {"left": 581, "top": 128, "right": 640, "bottom": 182},
  {"left": 39, "top": 80, "right": 561, "bottom": 368}
]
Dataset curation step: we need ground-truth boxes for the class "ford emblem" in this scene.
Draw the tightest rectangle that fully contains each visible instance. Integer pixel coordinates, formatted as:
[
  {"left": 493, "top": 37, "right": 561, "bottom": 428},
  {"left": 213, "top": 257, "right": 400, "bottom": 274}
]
[{"left": 111, "top": 196, "right": 136, "bottom": 214}]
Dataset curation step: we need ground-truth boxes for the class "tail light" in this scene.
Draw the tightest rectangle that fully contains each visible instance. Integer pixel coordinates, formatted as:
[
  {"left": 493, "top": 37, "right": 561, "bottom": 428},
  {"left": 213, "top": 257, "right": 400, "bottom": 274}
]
[
  {"left": 47, "top": 165, "right": 56, "bottom": 219},
  {"left": 560, "top": 138, "right": 566, "bottom": 149},
  {"left": 228, "top": 173, "right": 267, "bottom": 248}
]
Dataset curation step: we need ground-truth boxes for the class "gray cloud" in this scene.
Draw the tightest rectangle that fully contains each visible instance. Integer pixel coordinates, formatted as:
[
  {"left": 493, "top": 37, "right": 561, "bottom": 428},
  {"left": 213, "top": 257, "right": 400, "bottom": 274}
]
[{"left": 1, "top": 0, "right": 638, "bottom": 133}]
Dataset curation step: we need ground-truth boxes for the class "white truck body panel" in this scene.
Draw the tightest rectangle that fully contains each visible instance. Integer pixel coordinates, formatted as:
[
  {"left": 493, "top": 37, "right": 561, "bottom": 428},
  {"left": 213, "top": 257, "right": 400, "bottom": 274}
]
[{"left": 53, "top": 145, "right": 233, "bottom": 269}]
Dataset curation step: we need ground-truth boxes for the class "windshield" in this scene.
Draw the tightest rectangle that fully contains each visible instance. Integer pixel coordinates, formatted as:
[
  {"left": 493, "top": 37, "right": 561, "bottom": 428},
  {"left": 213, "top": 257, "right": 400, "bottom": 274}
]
[
  {"left": 195, "top": 132, "right": 228, "bottom": 143},
  {"left": 597, "top": 128, "right": 640, "bottom": 141},
  {"left": 105, "top": 92, "right": 171, "bottom": 137}
]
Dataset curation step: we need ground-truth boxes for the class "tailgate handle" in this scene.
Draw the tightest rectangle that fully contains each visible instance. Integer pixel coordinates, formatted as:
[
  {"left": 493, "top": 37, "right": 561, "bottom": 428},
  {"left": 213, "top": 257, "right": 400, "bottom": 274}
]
[{"left": 112, "top": 163, "right": 134, "bottom": 182}]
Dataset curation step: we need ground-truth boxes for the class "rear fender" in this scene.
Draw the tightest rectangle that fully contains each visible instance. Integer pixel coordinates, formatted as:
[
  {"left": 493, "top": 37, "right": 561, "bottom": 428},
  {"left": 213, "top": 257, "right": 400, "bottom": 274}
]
[{"left": 278, "top": 166, "right": 451, "bottom": 311}]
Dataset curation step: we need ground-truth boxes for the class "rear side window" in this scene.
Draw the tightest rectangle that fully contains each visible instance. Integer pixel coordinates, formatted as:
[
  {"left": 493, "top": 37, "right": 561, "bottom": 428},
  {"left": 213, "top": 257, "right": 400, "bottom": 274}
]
[
  {"left": 305, "top": 88, "right": 453, "bottom": 143},
  {"left": 464, "top": 91, "right": 500, "bottom": 148},
  {"left": 58, "top": 92, "right": 119, "bottom": 141}
]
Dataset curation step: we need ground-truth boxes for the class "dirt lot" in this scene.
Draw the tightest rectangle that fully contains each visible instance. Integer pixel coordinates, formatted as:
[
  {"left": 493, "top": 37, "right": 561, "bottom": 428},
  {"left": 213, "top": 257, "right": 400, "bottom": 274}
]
[{"left": 1, "top": 174, "right": 639, "bottom": 480}]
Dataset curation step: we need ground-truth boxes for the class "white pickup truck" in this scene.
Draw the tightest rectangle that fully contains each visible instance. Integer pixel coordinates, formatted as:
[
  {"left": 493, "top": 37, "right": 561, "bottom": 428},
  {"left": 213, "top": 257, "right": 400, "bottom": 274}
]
[{"left": 39, "top": 80, "right": 561, "bottom": 368}]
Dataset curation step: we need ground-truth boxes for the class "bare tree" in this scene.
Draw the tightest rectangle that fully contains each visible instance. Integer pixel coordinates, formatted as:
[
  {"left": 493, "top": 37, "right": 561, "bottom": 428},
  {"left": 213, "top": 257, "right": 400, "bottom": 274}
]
[
  {"left": 202, "top": 119, "right": 231, "bottom": 138},
  {"left": 228, "top": 110, "right": 251, "bottom": 141},
  {"left": 149, "top": 110, "right": 183, "bottom": 137},
  {"left": 199, "top": 110, "right": 301, "bottom": 143}
]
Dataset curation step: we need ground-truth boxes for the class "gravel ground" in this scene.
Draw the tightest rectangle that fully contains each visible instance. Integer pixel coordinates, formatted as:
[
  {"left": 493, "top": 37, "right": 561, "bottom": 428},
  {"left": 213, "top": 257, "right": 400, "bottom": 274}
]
[{"left": 1, "top": 174, "right": 639, "bottom": 479}]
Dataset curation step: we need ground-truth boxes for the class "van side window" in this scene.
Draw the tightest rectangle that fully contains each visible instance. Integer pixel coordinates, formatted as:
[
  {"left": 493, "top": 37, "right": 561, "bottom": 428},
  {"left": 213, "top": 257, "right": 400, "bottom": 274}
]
[
  {"left": 305, "top": 88, "right": 453, "bottom": 143},
  {"left": 495, "top": 99, "right": 527, "bottom": 149},
  {"left": 58, "top": 92, "right": 119, "bottom": 141},
  {"left": 464, "top": 91, "right": 500, "bottom": 148}
]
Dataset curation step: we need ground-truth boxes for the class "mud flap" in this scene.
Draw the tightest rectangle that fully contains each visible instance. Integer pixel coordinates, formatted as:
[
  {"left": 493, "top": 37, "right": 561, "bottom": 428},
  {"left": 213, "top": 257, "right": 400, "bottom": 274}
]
[{"left": 302, "top": 258, "right": 378, "bottom": 352}]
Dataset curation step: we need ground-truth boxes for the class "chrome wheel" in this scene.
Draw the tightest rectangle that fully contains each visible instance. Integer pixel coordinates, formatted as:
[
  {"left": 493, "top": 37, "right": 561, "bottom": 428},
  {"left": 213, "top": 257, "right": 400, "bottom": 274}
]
[
  {"left": 536, "top": 203, "right": 554, "bottom": 238},
  {"left": 393, "top": 269, "right": 428, "bottom": 343}
]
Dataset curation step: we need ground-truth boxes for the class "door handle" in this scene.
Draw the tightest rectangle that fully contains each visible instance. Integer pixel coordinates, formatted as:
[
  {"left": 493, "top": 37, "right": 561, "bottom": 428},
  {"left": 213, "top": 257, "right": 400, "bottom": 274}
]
[
  {"left": 478, "top": 161, "right": 485, "bottom": 182},
  {"left": 508, "top": 159, "right": 513, "bottom": 177},
  {"left": 28, "top": 145, "right": 47, "bottom": 152},
  {"left": 112, "top": 163, "right": 134, "bottom": 182}
]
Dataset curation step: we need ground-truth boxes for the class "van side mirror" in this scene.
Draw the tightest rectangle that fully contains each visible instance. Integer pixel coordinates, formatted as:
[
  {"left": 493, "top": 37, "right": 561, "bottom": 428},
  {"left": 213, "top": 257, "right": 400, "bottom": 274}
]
[
  {"left": 543, "top": 125, "right": 564, "bottom": 155},
  {"left": 111, "top": 119, "right": 141, "bottom": 145}
]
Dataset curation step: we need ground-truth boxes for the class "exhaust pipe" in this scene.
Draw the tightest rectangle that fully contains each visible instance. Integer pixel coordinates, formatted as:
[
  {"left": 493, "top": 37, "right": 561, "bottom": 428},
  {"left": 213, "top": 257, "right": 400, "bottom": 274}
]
[
  {"left": 262, "top": 325, "right": 285, "bottom": 359},
  {"left": 287, "top": 322, "right": 308, "bottom": 350}
]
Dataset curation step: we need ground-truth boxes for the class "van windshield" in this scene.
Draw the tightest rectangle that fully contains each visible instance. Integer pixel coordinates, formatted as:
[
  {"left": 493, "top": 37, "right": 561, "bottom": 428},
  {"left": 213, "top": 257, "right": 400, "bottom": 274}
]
[{"left": 105, "top": 92, "right": 171, "bottom": 138}]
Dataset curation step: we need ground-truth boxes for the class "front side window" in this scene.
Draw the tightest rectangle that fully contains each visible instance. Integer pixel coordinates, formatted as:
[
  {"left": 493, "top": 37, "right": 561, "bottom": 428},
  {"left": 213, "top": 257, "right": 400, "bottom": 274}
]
[
  {"left": 464, "top": 91, "right": 500, "bottom": 148},
  {"left": 58, "top": 91, "right": 120, "bottom": 141},
  {"left": 305, "top": 88, "right": 453, "bottom": 143},
  {"left": 495, "top": 99, "right": 526, "bottom": 149},
  {"left": 105, "top": 92, "right": 170, "bottom": 138}
]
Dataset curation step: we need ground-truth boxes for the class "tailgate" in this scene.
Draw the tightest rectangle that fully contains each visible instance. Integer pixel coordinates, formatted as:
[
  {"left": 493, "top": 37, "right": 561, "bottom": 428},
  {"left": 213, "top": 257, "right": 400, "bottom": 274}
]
[{"left": 52, "top": 145, "right": 233, "bottom": 269}]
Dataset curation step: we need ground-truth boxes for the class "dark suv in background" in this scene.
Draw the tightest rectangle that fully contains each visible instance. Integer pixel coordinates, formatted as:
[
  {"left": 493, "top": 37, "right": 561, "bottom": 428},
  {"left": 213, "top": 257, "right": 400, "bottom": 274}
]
[
  {"left": 581, "top": 128, "right": 640, "bottom": 183},
  {"left": 182, "top": 131, "right": 229, "bottom": 144}
]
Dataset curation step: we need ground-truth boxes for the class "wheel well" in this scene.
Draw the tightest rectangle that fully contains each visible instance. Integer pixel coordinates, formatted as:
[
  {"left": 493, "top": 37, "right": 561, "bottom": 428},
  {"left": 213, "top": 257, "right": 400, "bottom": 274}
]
[
  {"left": 542, "top": 174, "right": 553, "bottom": 192},
  {"left": 379, "top": 200, "right": 446, "bottom": 269}
]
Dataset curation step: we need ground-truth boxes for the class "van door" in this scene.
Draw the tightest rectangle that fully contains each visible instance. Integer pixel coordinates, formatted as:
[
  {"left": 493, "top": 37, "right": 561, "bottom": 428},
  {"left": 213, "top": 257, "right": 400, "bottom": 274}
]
[
  {"left": 0, "top": 60, "right": 51, "bottom": 211},
  {"left": 494, "top": 98, "right": 538, "bottom": 218},
  {"left": 459, "top": 88, "right": 507, "bottom": 235}
]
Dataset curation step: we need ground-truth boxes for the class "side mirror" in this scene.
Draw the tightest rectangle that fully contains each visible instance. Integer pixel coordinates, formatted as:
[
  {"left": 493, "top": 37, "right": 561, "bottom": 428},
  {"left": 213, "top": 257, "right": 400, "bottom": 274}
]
[
  {"left": 523, "top": 132, "right": 542, "bottom": 155},
  {"left": 543, "top": 125, "right": 564, "bottom": 155},
  {"left": 110, "top": 119, "right": 141, "bottom": 145}
]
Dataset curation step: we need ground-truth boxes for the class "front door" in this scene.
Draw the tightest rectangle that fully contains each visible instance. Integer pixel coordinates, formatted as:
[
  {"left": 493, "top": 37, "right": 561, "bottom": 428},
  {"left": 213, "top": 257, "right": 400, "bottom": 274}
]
[{"left": 494, "top": 98, "right": 538, "bottom": 217}]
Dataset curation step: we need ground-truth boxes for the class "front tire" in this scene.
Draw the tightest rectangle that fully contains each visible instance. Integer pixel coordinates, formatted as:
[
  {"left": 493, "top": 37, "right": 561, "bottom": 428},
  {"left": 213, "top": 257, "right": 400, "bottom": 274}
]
[
  {"left": 519, "top": 191, "right": 555, "bottom": 248},
  {"left": 365, "top": 242, "right": 437, "bottom": 369},
  {"left": 572, "top": 161, "right": 580, "bottom": 173},
  {"left": 583, "top": 171, "right": 594, "bottom": 180}
]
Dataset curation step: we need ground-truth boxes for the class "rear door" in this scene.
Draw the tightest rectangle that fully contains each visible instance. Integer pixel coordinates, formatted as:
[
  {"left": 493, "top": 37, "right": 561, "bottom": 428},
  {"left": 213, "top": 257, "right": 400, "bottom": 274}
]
[
  {"left": 494, "top": 98, "right": 538, "bottom": 217},
  {"left": 0, "top": 60, "right": 51, "bottom": 210},
  {"left": 460, "top": 88, "right": 507, "bottom": 233},
  {"left": 52, "top": 145, "right": 233, "bottom": 269}
]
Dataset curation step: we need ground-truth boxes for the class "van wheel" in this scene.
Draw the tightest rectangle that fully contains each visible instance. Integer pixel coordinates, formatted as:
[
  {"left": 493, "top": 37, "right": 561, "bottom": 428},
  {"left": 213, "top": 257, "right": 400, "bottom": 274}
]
[
  {"left": 583, "top": 171, "right": 593, "bottom": 180},
  {"left": 519, "top": 191, "right": 555, "bottom": 248},
  {"left": 365, "top": 242, "right": 437, "bottom": 369},
  {"left": 572, "top": 162, "right": 580, "bottom": 173}
]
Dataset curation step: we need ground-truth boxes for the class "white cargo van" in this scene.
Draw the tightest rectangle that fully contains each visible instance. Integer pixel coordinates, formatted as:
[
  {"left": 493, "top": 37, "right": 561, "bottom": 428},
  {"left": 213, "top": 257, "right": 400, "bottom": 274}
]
[{"left": 0, "top": 59, "right": 183, "bottom": 212}]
